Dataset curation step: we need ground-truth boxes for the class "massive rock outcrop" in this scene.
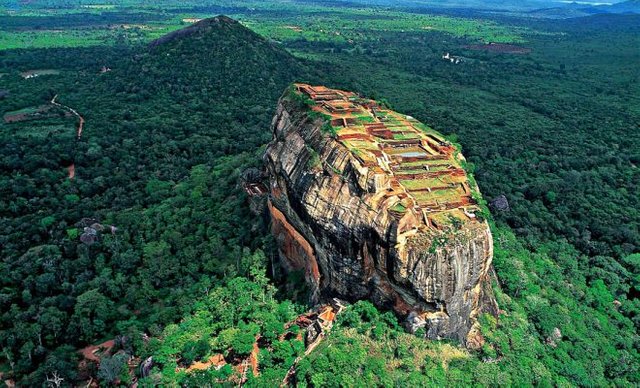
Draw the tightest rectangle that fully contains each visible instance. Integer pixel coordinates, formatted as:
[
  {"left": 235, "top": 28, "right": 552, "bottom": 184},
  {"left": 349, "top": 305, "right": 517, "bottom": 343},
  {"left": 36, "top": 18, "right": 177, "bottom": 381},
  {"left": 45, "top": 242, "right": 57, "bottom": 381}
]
[{"left": 264, "top": 84, "right": 498, "bottom": 345}]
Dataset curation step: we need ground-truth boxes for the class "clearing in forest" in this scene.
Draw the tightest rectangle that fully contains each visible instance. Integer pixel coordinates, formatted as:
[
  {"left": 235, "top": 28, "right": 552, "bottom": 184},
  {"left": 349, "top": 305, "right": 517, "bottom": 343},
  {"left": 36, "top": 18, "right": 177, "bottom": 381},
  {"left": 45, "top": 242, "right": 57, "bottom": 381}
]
[{"left": 20, "top": 69, "right": 61, "bottom": 79}]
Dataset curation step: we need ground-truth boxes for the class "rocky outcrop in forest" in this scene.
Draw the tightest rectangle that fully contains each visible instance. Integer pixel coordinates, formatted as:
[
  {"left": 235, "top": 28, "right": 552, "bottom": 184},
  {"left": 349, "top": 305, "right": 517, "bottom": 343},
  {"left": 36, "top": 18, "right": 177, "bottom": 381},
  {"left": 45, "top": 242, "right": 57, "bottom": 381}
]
[{"left": 264, "top": 84, "right": 498, "bottom": 345}]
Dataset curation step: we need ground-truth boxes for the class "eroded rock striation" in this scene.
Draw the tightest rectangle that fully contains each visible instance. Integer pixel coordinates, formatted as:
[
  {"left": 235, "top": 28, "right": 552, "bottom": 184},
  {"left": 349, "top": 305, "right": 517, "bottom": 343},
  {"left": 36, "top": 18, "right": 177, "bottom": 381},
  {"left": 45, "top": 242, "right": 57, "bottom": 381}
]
[{"left": 264, "top": 84, "right": 498, "bottom": 344}]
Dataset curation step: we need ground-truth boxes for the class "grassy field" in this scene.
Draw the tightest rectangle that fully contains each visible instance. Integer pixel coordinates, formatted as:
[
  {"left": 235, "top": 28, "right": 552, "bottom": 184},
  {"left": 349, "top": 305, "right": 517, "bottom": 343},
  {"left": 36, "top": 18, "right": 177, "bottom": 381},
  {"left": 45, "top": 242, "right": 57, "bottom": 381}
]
[
  {"left": 0, "top": 23, "right": 186, "bottom": 49},
  {"left": 8, "top": 123, "right": 74, "bottom": 139},
  {"left": 4, "top": 106, "right": 39, "bottom": 116},
  {"left": 242, "top": 9, "right": 527, "bottom": 44},
  {"left": 0, "top": 1, "right": 529, "bottom": 50},
  {"left": 20, "top": 69, "right": 60, "bottom": 78}
]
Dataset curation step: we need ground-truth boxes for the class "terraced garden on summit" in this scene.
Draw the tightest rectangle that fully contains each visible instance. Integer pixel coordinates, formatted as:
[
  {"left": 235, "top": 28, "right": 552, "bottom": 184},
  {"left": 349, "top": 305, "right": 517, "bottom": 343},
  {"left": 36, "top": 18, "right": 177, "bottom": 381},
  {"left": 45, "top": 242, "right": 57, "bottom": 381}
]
[{"left": 295, "top": 83, "right": 482, "bottom": 230}]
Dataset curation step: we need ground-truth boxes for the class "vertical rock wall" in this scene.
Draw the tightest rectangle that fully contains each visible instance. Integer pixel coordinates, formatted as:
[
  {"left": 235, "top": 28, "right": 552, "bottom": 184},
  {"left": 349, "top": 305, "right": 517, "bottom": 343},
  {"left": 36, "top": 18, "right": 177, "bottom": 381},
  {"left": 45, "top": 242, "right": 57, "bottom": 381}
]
[{"left": 264, "top": 87, "right": 498, "bottom": 344}]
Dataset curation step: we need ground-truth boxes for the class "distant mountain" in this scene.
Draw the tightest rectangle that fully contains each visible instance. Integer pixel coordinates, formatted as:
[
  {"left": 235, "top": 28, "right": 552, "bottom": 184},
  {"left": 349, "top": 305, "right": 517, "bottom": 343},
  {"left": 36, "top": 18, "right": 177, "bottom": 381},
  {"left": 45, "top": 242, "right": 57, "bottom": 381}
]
[
  {"left": 316, "top": 0, "right": 637, "bottom": 17},
  {"left": 525, "top": 6, "right": 597, "bottom": 18},
  {"left": 607, "top": 0, "right": 640, "bottom": 12},
  {"left": 311, "top": 0, "right": 631, "bottom": 12},
  {"left": 525, "top": 0, "right": 639, "bottom": 18}
]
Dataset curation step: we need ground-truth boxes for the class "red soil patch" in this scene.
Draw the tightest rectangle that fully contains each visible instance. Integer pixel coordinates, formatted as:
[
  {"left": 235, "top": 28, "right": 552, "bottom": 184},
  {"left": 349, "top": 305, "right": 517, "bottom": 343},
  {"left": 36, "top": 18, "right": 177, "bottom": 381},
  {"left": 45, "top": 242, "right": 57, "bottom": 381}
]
[
  {"left": 68, "top": 164, "right": 75, "bottom": 179},
  {"left": 464, "top": 43, "right": 531, "bottom": 54},
  {"left": 291, "top": 312, "right": 317, "bottom": 329},
  {"left": 186, "top": 354, "right": 226, "bottom": 372},
  {"left": 4, "top": 113, "right": 29, "bottom": 123},
  {"left": 317, "top": 306, "right": 336, "bottom": 324},
  {"left": 3, "top": 105, "right": 60, "bottom": 123},
  {"left": 79, "top": 339, "right": 115, "bottom": 363},
  {"left": 250, "top": 341, "right": 260, "bottom": 376},
  {"left": 183, "top": 340, "right": 259, "bottom": 378}
]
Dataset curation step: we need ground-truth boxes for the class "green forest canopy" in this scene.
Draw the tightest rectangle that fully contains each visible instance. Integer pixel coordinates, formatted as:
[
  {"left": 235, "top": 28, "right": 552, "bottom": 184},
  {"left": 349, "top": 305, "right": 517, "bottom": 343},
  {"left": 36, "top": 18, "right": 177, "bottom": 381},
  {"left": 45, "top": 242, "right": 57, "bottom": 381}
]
[{"left": 0, "top": 4, "right": 638, "bottom": 386}]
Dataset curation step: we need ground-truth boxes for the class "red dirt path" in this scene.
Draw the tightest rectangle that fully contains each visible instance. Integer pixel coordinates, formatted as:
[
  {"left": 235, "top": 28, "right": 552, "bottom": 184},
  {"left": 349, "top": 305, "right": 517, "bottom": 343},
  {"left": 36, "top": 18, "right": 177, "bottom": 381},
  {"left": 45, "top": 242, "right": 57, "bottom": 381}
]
[
  {"left": 51, "top": 95, "right": 84, "bottom": 180},
  {"left": 79, "top": 340, "right": 114, "bottom": 362}
]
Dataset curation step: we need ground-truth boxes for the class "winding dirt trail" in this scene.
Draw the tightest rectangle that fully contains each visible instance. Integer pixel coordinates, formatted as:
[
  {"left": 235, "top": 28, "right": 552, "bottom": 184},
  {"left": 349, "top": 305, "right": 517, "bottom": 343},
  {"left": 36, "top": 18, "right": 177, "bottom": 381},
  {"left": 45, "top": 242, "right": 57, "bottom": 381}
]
[{"left": 51, "top": 94, "right": 84, "bottom": 179}]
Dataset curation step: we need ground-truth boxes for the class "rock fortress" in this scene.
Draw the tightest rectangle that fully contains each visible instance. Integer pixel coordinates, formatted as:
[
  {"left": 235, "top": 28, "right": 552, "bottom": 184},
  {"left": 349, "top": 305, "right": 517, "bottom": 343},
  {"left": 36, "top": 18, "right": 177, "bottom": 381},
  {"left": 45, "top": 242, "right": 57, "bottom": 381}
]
[{"left": 264, "top": 83, "right": 498, "bottom": 345}]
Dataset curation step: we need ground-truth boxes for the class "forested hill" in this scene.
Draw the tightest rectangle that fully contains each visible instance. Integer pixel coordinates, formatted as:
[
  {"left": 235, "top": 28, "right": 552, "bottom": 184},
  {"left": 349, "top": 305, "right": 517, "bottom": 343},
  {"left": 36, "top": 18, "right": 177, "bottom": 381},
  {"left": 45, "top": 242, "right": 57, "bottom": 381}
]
[
  {"left": 111, "top": 14, "right": 311, "bottom": 160},
  {"left": 141, "top": 14, "right": 307, "bottom": 104},
  {"left": 0, "top": 16, "right": 312, "bottom": 384}
]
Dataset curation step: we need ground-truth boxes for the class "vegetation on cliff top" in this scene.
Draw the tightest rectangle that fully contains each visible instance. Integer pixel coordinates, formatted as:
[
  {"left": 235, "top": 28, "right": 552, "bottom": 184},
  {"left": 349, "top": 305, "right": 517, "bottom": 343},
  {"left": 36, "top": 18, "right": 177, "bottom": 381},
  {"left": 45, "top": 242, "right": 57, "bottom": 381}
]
[{"left": 289, "top": 83, "right": 490, "bottom": 229}]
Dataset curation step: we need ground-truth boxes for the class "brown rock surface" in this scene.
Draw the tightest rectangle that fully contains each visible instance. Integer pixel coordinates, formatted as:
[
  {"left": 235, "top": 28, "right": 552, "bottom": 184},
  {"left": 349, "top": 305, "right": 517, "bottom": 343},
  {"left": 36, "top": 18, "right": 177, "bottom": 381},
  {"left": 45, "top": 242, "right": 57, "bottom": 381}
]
[{"left": 264, "top": 84, "right": 498, "bottom": 344}]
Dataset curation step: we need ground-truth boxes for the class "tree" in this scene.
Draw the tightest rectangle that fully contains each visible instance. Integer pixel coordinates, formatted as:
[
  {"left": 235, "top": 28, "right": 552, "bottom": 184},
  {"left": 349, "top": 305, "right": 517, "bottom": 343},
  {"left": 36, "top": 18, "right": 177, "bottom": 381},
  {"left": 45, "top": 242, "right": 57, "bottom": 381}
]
[
  {"left": 70, "top": 289, "right": 114, "bottom": 341},
  {"left": 98, "top": 353, "right": 129, "bottom": 385}
]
